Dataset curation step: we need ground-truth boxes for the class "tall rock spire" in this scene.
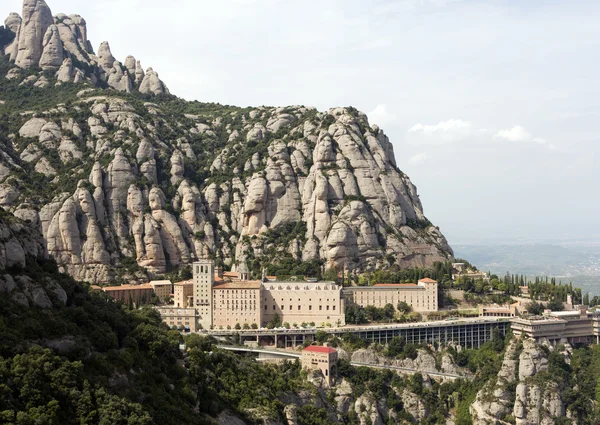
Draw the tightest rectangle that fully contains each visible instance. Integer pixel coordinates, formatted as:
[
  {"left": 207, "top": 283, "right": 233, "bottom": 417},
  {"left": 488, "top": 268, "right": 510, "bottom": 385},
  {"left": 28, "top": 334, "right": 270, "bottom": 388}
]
[{"left": 14, "top": 0, "right": 54, "bottom": 68}]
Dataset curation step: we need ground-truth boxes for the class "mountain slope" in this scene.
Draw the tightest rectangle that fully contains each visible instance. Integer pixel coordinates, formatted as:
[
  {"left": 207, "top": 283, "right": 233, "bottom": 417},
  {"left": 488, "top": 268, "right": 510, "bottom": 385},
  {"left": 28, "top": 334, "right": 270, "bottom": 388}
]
[{"left": 0, "top": 0, "right": 452, "bottom": 284}]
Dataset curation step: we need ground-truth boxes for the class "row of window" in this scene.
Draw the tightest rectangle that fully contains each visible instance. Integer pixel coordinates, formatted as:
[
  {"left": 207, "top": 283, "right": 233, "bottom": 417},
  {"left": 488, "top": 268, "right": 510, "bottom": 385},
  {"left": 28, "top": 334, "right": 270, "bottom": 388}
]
[{"left": 264, "top": 305, "right": 336, "bottom": 311}]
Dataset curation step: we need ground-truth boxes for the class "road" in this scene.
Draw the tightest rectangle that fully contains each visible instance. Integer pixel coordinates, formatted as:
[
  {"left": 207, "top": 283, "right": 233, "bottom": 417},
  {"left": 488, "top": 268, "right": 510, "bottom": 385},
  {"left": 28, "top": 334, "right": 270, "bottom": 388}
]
[{"left": 216, "top": 345, "right": 471, "bottom": 380}]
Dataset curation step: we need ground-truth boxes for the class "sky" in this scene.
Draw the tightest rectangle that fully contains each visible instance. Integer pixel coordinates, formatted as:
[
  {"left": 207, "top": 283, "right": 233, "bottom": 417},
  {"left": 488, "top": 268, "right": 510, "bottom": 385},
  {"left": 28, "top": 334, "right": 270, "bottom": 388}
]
[{"left": 2, "top": 0, "right": 599, "bottom": 245}]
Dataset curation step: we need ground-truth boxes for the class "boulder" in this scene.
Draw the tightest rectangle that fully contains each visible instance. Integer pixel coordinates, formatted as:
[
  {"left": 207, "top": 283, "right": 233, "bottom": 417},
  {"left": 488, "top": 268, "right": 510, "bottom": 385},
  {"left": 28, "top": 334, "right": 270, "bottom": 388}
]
[
  {"left": 139, "top": 67, "right": 168, "bottom": 95},
  {"left": 39, "top": 24, "right": 63, "bottom": 70},
  {"left": 97, "top": 40, "right": 115, "bottom": 70}
]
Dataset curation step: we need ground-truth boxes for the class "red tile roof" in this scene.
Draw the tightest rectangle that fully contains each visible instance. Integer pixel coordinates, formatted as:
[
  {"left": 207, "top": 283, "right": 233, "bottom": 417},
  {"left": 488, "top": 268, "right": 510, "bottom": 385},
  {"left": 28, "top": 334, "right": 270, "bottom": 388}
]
[
  {"left": 373, "top": 283, "right": 419, "bottom": 288},
  {"left": 303, "top": 345, "right": 337, "bottom": 354},
  {"left": 418, "top": 278, "right": 438, "bottom": 283}
]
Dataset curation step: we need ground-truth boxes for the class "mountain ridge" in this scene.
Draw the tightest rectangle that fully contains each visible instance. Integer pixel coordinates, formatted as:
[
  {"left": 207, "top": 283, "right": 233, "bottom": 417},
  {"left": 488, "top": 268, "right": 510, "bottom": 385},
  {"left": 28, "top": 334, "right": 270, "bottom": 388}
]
[{"left": 0, "top": 0, "right": 453, "bottom": 284}]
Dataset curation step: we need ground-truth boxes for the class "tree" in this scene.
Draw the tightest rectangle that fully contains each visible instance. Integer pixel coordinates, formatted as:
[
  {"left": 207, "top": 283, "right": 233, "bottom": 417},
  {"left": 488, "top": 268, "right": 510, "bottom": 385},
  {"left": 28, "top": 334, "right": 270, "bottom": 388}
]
[
  {"left": 234, "top": 323, "right": 241, "bottom": 330},
  {"left": 383, "top": 303, "right": 395, "bottom": 320},
  {"left": 266, "top": 314, "right": 281, "bottom": 329},
  {"left": 315, "top": 330, "right": 328, "bottom": 344},
  {"left": 323, "top": 267, "right": 338, "bottom": 282},
  {"left": 526, "top": 301, "right": 545, "bottom": 315},
  {"left": 397, "top": 301, "right": 411, "bottom": 314},
  {"left": 386, "top": 336, "right": 405, "bottom": 357},
  {"left": 548, "top": 299, "right": 564, "bottom": 312}
]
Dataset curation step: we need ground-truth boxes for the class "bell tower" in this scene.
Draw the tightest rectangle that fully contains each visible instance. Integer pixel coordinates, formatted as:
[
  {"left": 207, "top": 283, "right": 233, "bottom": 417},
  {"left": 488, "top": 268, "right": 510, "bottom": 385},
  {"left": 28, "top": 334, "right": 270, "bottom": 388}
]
[{"left": 193, "top": 260, "right": 214, "bottom": 329}]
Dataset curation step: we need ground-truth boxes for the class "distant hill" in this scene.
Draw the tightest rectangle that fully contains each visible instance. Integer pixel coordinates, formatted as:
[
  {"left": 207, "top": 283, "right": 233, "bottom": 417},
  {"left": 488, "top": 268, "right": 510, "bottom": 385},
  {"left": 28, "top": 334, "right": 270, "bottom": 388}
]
[{"left": 454, "top": 243, "right": 600, "bottom": 294}]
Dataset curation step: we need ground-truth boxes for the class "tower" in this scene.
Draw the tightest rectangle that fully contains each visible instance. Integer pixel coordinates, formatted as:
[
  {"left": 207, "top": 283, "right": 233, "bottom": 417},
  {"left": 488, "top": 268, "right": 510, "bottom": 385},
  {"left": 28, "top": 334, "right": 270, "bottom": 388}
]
[
  {"left": 238, "top": 260, "right": 249, "bottom": 281},
  {"left": 193, "top": 260, "right": 214, "bottom": 329}
]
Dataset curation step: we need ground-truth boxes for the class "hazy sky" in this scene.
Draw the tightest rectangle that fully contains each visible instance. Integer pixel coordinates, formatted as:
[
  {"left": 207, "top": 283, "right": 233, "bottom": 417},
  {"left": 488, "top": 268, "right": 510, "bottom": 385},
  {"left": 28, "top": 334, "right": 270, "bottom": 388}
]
[{"left": 3, "top": 0, "right": 599, "bottom": 244}]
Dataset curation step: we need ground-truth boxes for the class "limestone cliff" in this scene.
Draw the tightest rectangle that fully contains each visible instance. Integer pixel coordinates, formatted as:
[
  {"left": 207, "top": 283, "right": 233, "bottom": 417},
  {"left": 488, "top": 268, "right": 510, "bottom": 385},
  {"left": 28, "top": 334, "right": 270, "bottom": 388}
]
[
  {"left": 470, "top": 338, "right": 574, "bottom": 425},
  {"left": 0, "top": 210, "right": 68, "bottom": 309},
  {"left": 1, "top": 0, "right": 168, "bottom": 94},
  {"left": 0, "top": 0, "right": 453, "bottom": 284}
]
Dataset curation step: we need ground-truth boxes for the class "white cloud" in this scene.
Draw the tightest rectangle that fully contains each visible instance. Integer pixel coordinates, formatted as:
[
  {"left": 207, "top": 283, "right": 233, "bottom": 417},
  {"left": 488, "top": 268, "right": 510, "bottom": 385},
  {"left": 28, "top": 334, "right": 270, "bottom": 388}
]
[
  {"left": 495, "top": 125, "right": 556, "bottom": 150},
  {"left": 367, "top": 104, "right": 397, "bottom": 127},
  {"left": 409, "top": 152, "right": 429, "bottom": 164},
  {"left": 407, "top": 119, "right": 473, "bottom": 144}
]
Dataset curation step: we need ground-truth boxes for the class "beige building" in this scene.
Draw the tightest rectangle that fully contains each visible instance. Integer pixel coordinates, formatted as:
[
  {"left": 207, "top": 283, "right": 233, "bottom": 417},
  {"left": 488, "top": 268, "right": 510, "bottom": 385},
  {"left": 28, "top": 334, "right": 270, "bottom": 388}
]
[
  {"left": 103, "top": 283, "right": 154, "bottom": 304},
  {"left": 156, "top": 307, "right": 199, "bottom": 331},
  {"left": 511, "top": 308, "right": 597, "bottom": 345},
  {"left": 149, "top": 280, "right": 172, "bottom": 301},
  {"left": 193, "top": 260, "right": 214, "bottom": 330},
  {"left": 213, "top": 280, "right": 262, "bottom": 329},
  {"left": 262, "top": 281, "right": 346, "bottom": 327},
  {"left": 174, "top": 280, "right": 194, "bottom": 307},
  {"left": 156, "top": 261, "right": 356, "bottom": 331},
  {"left": 344, "top": 278, "right": 439, "bottom": 312},
  {"left": 301, "top": 345, "right": 338, "bottom": 387}
]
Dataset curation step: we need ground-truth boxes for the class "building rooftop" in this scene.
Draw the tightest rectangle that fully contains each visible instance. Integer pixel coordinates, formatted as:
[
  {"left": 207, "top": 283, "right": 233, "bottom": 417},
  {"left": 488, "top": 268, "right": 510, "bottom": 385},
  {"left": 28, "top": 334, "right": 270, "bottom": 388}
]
[
  {"left": 418, "top": 278, "right": 438, "bottom": 283},
  {"left": 174, "top": 279, "right": 193, "bottom": 287},
  {"left": 103, "top": 283, "right": 153, "bottom": 291},
  {"left": 344, "top": 284, "right": 424, "bottom": 291},
  {"left": 213, "top": 281, "right": 262, "bottom": 290},
  {"left": 303, "top": 345, "right": 337, "bottom": 354},
  {"left": 264, "top": 282, "right": 339, "bottom": 290},
  {"left": 223, "top": 271, "right": 239, "bottom": 278},
  {"left": 482, "top": 308, "right": 512, "bottom": 313},
  {"left": 149, "top": 280, "right": 172, "bottom": 286}
]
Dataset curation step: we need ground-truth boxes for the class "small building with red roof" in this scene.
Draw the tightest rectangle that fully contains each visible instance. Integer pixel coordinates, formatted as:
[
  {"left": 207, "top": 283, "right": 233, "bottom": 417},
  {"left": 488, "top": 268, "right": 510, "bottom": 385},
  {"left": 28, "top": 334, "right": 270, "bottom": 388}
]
[{"left": 301, "top": 344, "right": 338, "bottom": 387}]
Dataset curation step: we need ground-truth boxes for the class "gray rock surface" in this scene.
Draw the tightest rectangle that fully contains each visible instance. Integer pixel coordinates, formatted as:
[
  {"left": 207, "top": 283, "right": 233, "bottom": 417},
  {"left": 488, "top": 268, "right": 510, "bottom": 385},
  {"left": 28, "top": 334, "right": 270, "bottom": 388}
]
[
  {"left": 39, "top": 23, "right": 63, "bottom": 70},
  {"left": 14, "top": 0, "right": 54, "bottom": 68},
  {"left": 139, "top": 67, "right": 168, "bottom": 95}
]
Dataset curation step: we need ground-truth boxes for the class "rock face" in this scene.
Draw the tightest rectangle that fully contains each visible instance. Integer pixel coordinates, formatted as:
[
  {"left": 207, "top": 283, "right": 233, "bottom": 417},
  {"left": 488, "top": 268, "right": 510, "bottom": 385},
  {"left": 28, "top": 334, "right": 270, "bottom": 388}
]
[
  {"left": 139, "top": 67, "right": 169, "bottom": 95},
  {"left": 2, "top": 0, "right": 168, "bottom": 94},
  {"left": 0, "top": 2, "right": 452, "bottom": 283},
  {"left": 0, "top": 212, "right": 47, "bottom": 269},
  {"left": 471, "top": 338, "right": 567, "bottom": 425},
  {"left": 0, "top": 211, "right": 66, "bottom": 309},
  {"left": 0, "top": 94, "right": 453, "bottom": 283},
  {"left": 14, "top": 0, "right": 54, "bottom": 68}
]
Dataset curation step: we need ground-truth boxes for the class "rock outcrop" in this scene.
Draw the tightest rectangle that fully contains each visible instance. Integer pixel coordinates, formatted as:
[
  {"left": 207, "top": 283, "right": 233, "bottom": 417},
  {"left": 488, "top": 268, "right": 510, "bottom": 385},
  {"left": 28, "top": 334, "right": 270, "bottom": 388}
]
[
  {"left": 0, "top": 211, "right": 68, "bottom": 309},
  {"left": 0, "top": 94, "right": 452, "bottom": 283},
  {"left": 471, "top": 338, "right": 569, "bottom": 425},
  {"left": 14, "top": 0, "right": 54, "bottom": 68},
  {"left": 0, "top": 1, "right": 452, "bottom": 283},
  {"left": 139, "top": 67, "right": 169, "bottom": 95},
  {"left": 2, "top": 0, "right": 168, "bottom": 94}
]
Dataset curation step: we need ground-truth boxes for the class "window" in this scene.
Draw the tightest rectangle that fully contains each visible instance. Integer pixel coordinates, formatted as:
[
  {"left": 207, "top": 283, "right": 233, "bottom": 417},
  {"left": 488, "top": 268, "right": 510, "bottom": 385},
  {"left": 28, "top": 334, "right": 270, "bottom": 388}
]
[
  {"left": 298, "top": 306, "right": 301, "bottom": 310},
  {"left": 319, "top": 306, "right": 322, "bottom": 311},
  {"left": 309, "top": 306, "right": 312, "bottom": 311}
]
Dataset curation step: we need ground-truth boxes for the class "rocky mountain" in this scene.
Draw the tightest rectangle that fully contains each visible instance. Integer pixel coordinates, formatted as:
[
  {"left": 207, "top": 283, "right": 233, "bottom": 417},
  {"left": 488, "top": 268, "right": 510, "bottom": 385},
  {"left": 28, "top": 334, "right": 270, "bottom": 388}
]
[
  {"left": 0, "top": 0, "right": 168, "bottom": 94},
  {"left": 470, "top": 338, "right": 578, "bottom": 425},
  {"left": 0, "top": 0, "right": 452, "bottom": 284}
]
